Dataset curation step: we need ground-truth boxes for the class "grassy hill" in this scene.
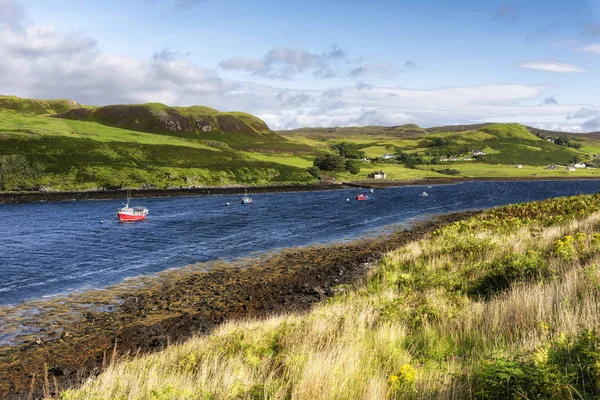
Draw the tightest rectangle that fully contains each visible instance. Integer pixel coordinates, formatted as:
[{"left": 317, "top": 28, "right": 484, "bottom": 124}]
[
  {"left": 0, "top": 96, "right": 317, "bottom": 191},
  {"left": 282, "top": 122, "right": 600, "bottom": 181},
  {"left": 0, "top": 95, "right": 81, "bottom": 115},
  {"left": 63, "top": 194, "right": 600, "bottom": 399}
]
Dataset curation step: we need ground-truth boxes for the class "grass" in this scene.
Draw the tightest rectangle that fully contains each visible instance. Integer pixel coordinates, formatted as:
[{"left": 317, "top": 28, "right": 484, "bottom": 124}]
[
  {"left": 416, "top": 163, "right": 600, "bottom": 178},
  {"left": 62, "top": 194, "right": 600, "bottom": 399},
  {"left": 0, "top": 110, "right": 317, "bottom": 191}
]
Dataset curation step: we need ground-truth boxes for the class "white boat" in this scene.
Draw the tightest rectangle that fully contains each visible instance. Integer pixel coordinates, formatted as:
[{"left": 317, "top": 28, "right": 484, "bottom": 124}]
[{"left": 241, "top": 189, "right": 252, "bottom": 204}]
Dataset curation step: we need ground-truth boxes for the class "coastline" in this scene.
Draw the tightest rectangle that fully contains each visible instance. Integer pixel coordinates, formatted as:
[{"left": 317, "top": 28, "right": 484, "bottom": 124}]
[
  {"left": 2, "top": 176, "right": 600, "bottom": 204},
  {"left": 0, "top": 210, "right": 476, "bottom": 398}
]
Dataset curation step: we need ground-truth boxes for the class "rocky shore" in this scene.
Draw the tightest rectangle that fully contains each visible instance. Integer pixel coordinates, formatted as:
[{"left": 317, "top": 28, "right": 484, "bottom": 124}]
[{"left": 0, "top": 211, "right": 476, "bottom": 399}]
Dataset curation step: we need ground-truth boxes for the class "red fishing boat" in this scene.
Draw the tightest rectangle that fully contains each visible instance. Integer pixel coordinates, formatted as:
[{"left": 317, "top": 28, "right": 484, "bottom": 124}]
[
  {"left": 356, "top": 193, "right": 368, "bottom": 201},
  {"left": 117, "top": 192, "right": 148, "bottom": 222}
]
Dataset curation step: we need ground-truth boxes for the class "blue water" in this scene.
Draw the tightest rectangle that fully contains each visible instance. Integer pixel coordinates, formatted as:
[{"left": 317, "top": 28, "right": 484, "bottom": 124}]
[{"left": 0, "top": 180, "right": 598, "bottom": 306}]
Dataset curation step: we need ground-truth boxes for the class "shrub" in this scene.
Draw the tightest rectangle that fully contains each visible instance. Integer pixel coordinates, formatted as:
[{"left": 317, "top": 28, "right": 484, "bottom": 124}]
[
  {"left": 436, "top": 168, "right": 461, "bottom": 175},
  {"left": 313, "top": 154, "right": 346, "bottom": 172},
  {"left": 468, "top": 251, "right": 550, "bottom": 298},
  {"left": 345, "top": 159, "right": 361, "bottom": 175},
  {"left": 307, "top": 166, "right": 321, "bottom": 178}
]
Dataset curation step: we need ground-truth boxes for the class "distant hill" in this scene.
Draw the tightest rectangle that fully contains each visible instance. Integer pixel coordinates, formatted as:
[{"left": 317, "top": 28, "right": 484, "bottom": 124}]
[
  {"left": 279, "top": 123, "right": 427, "bottom": 139},
  {"left": 0, "top": 95, "right": 80, "bottom": 115},
  {"left": 0, "top": 96, "right": 317, "bottom": 192}
]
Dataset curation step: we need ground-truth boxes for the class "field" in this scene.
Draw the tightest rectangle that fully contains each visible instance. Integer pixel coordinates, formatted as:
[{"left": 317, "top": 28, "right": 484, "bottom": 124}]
[{"left": 62, "top": 194, "right": 600, "bottom": 399}]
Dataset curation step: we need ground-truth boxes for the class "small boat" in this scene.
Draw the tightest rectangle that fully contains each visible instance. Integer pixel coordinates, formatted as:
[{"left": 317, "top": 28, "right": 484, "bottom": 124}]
[
  {"left": 241, "top": 189, "right": 252, "bottom": 205},
  {"left": 356, "top": 193, "right": 368, "bottom": 201},
  {"left": 421, "top": 191, "right": 428, "bottom": 197},
  {"left": 117, "top": 191, "right": 148, "bottom": 222}
]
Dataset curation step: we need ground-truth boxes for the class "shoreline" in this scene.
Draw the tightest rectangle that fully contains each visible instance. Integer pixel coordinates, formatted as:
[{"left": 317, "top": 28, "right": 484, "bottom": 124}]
[
  {"left": 2, "top": 176, "right": 600, "bottom": 204},
  {"left": 0, "top": 211, "right": 476, "bottom": 398}
]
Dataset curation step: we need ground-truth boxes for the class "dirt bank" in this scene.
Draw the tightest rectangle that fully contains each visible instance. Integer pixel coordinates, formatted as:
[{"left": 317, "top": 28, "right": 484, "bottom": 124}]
[{"left": 0, "top": 211, "right": 477, "bottom": 399}]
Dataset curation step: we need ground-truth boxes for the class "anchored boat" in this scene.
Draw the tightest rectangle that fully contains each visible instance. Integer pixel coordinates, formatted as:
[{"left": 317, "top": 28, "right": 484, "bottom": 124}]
[
  {"left": 117, "top": 191, "right": 148, "bottom": 222},
  {"left": 356, "top": 193, "right": 368, "bottom": 201},
  {"left": 241, "top": 189, "right": 253, "bottom": 205}
]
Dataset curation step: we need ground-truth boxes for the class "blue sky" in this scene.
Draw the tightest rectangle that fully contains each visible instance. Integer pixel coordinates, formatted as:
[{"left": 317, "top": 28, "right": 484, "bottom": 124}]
[{"left": 2, "top": 0, "right": 600, "bottom": 131}]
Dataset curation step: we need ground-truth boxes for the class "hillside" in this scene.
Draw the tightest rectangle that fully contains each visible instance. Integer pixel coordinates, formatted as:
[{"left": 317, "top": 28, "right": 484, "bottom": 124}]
[
  {"left": 282, "top": 122, "right": 600, "bottom": 181},
  {"left": 0, "top": 96, "right": 317, "bottom": 191},
  {"left": 0, "top": 95, "right": 80, "bottom": 115},
  {"left": 63, "top": 194, "right": 600, "bottom": 399},
  {"left": 3, "top": 95, "right": 600, "bottom": 193},
  {"left": 52, "top": 103, "right": 302, "bottom": 152}
]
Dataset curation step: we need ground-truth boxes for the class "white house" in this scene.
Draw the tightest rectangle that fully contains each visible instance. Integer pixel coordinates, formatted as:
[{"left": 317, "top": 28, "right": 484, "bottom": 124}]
[
  {"left": 472, "top": 150, "right": 487, "bottom": 156},
  {"left": 516, "top": 164, "right": 523, "bottom": 169},
  {"left": 381, "top": 154, "right": 395, "bottom": 160},
  {"left": 573, "top": 163, "right": 586, "bottom": 168},
  {"left": 567, "top": 166, "right": 577, "bottom": 171},
  {"left": 369, "top": 170, "right": 386, "bottom": 179},
  {"left": 362, "top": 157, "right": 371, "bottom": 163},
  {"left": 547, "top": 138, "right": 556, "bottom": 143}
]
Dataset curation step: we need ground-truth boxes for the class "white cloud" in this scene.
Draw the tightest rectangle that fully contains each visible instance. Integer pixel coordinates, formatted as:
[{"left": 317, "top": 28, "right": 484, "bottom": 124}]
[
  {"left": 518, "top": 60, "right": 586, "bottom": 73},
  {"left": 580, "top": 43, "right": 600, "bottom": 54},
  {"left": 219, "top": 46, "right": 345, "bottom": 80}
]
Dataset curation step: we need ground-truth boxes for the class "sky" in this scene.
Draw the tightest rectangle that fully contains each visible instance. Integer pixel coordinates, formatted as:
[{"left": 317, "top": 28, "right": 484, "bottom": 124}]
[{"left": 1, "top": 0, "right": 600, "bottom": 131}]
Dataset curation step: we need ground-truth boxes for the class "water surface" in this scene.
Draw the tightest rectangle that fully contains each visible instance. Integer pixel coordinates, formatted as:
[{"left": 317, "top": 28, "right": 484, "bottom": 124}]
[{"left": 0, "top": 180, "right": 598, "bottom": 305}]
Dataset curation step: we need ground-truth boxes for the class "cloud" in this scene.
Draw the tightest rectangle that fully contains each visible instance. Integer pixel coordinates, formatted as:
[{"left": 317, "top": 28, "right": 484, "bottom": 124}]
[
  {"left": 580, "top": 43, "right": 600, "bottom": 54},
  {"left": 404, "top": 61, "right": 419, "bottom": 69},
  {"left": 0, "top": 0, "right": 23, "bottom": 27},
  {"left": 566, "top": 107, "right": 600, "bottom": 120},
  {"left": 543, "top": 95, "right": 558, "bottom": 105},
  {"left": 518, "top": 60, "right": 586, "bottom": 73},
  {"left": 152, "top": 48, "right": 190, "bottom": 62},
  {"left": 2, "top": 25, "right": 96, "bottom": 57},
  {"left": 582, "top": 117, "right": 600, "bottom": 131},
  {"left": 219, "top": 46, "right": 346, "bottom": 80},
  {"left": 349, "top": 62, "right": 398, "bottom": 79}
]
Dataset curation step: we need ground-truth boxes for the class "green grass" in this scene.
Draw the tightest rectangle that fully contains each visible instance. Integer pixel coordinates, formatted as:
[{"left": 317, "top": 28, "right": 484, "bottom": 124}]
[
  {"left": 0, "top": 110, "right": 317, "bottom": 191},
  {"left": 416, "top": 163, "right": 600, "bottom": 178},
  {"left": 63, "top": 195, "right": 600, "bottom": 399},
  {"left": 0, "top": 95, "right": 80, "bottom": 115}
]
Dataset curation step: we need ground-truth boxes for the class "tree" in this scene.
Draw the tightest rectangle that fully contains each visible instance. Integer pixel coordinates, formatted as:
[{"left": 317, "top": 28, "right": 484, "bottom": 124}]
[
  {"left": 307, "top": 166, "right": 321, "bottom": 178},
  {"left": 345, "top": 159, "right": 361, "bottom": 175},
  {"left": 0, "top": 155, "right": 42, "bottom": 190},
  {"left": 313, "top": 154, "right": 346, "bottom": 172},
  {"left": 430, "top": 137, "right": 449, "bottom": 147},
  {"left": 331, "top": 142, "right": 365, "bottom": 159}
]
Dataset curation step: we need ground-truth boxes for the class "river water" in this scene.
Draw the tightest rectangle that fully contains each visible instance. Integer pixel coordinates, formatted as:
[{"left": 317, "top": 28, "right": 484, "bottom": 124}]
[{"left": 0, "top": 180, "right": 598, "bottom": 306}]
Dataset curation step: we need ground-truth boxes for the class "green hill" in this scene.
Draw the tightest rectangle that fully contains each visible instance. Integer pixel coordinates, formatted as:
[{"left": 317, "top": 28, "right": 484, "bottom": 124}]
[
  {"left": 0, "top": 96, "right": 317, "bottom": 191},
  {"left": 63, "top": 195, "right": 600, "bottom": 399},
  {"left": 0, "top": 95, "right": 81, "bottom": 115},
  {"left": 282, "top": 122, "right": 600, "bottom": 180},
  {"left": 52, "top": 103, "right": 297, "bottom": 152}
]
